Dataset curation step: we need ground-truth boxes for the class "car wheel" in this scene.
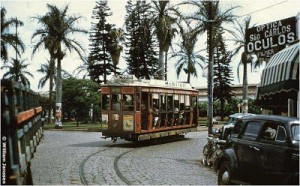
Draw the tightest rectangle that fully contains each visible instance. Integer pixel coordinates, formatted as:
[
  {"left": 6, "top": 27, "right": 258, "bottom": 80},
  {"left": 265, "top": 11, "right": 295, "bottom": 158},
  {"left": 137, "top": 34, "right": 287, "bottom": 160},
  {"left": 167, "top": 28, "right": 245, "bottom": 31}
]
[
  {"left": 218, "top": 161, "right": 232, "bottom": 185},
  {"left": 203, "top": 144, "right": 210, "bottom": 156}
]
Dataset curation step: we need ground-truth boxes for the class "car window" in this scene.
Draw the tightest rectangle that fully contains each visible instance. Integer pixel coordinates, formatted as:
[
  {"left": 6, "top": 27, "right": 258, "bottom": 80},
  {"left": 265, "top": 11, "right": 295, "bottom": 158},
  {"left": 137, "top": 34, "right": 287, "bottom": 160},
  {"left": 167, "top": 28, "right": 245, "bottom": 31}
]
[
  {"left": 242, "top": 121, "right": 262, "bottom": 140},
  {"left": 260, "top": 122, "right": 287, "bottom": 143},
  {"left": 291, "top": 124, "right": 299, "bottom": 141},
  {"left": 276, "top": 126, "right": 287, "bottom": 142},
  {"left": 232, "top": 120, "right": 244, "bottom": 136}
]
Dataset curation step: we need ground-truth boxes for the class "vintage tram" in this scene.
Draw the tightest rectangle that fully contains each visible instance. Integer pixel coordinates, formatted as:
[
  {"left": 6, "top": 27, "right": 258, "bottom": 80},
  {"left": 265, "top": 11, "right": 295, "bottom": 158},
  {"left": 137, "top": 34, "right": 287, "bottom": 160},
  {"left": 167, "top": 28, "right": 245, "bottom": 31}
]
[{"left": 100, "top": 75, "right": 199, "bottom": 142}]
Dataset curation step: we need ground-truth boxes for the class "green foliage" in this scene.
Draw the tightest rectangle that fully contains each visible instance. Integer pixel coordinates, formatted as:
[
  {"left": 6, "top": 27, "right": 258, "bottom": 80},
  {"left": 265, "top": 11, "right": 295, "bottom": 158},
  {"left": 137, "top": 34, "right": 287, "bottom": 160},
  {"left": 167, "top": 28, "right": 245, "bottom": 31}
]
[
  {"left": 213, "top": 32, "right": 234, "bottom": 120},
  {"left": 62, "top": 78, "right": 100, "bottom": 124},
  {"left": 198, "top": 97, "right": 261, "bottom": 118},
  {"left": 124, "top": 0, "right": 158, "bottom": 79},
  {"left": 88, "top": 0, "right": 120, "bottom": 84},
  {"left": 1, "top": 58, "right": 33, "bottom": 87},
  {"left": 170, "top": 24, "right": 205, "bottom": 83},
  {"left": 248, "top": 99, "right": 261, "bottom": 114},
  {"left": 198, "top": 102, "right": 208, "bottom": 117},
  {"left": 1, "top": 7, "right": 25, "bottom": 62}
]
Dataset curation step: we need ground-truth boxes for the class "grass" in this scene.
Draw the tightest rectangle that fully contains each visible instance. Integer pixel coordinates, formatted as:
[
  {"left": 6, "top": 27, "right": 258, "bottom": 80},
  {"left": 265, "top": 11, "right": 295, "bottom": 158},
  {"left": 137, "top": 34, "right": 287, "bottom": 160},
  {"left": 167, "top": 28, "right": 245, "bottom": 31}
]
[
  {"left": 198, "top": 117, "right": 228, "bottom": 126},
  {"left": 43, "top": 121, "right": 102, "bottom": 131}
]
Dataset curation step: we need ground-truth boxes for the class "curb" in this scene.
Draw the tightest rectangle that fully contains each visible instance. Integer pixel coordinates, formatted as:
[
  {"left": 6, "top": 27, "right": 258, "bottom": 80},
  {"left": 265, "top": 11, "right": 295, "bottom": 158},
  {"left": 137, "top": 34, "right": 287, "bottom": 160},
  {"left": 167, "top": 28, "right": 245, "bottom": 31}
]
[{"left": 45, "top": 128, "right": 102, "bottom": 132}]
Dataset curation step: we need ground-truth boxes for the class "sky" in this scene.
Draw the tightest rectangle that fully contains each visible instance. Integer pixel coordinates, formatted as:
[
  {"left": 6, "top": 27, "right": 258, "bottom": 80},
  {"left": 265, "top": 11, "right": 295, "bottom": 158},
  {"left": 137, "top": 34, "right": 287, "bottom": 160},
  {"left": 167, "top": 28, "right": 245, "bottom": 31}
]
[{"left": 1, "top": 0, "right": 300, "bottom": 92}]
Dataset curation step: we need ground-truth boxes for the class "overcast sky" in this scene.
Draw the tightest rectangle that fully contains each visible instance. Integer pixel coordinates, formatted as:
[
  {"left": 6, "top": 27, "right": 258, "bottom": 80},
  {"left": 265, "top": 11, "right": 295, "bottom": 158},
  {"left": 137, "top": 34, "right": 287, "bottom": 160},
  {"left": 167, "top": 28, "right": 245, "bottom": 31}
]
[{"left": 1, "top": 0, "right": 299, "bottom": 92}]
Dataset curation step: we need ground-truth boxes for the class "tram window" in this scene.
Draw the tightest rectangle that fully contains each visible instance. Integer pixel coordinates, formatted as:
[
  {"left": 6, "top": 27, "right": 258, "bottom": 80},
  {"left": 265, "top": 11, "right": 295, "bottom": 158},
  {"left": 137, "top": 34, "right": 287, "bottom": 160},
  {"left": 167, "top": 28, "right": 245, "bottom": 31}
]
[
  {"left": 160, "top": 94, "right": 166, "bottom": 111},
  {"left": 185, "top": 95, "right": 190, "bottom": 110},
  {"left": 167, "top": 95, "right": 173, "bottom": 111},
  {"left": 111, "top": 94, "right": 121, "bottom": 111},
  {"left": 153, "top": 94, "right": 159, "bottom": 110},
  {"left": 141, "top": 93, "right": 148, "bottom": 111},
  {"left": 192, "top": 96, "right": 197, "bottom": 109},
  {"left": 102, "top": 94, "right": 110, "bottom": 110},
  {"left": 174, "top": 95, "right": 179, "bottom": 111},
  {"left": 122, "top": 94, "right": 134, "bottom": 111},
  {"left": 180, "top": 95, "right": 185, "bottom": 110}
]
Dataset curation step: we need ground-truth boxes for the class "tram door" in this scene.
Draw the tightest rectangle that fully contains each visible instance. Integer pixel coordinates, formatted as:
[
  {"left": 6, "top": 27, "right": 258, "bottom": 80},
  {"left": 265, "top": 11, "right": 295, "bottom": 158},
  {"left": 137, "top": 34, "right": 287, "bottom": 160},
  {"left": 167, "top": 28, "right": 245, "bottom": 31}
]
[
  {"left": 192, "top": 96, "right": 198, "bottom": 126},
  {"left": 141, "top": 93, "right": 149, "bottom": 130},
  {"left": 110, "top": 93, "right": 122, "bottom": 132}
]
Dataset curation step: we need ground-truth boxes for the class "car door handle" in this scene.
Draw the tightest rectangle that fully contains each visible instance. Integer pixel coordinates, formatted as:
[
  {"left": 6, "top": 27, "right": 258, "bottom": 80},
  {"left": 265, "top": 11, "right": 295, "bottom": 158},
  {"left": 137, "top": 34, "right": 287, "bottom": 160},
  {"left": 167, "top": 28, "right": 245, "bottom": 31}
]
[{"left": 249, "top": 145, "right": 261, "bottom": 151}]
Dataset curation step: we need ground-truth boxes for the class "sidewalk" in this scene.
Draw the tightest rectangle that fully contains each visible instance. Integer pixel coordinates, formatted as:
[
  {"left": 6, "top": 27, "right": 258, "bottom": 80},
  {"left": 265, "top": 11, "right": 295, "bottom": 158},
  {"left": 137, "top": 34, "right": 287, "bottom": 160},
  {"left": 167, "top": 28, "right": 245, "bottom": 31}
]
[{"left": 197, "top": 124, "right": 224, "bottom": 132}]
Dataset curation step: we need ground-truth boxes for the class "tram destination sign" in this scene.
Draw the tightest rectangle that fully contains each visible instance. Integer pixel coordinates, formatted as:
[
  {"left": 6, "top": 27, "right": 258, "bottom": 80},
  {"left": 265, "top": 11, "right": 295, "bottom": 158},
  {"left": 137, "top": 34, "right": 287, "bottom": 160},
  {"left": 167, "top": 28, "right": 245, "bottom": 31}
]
[{"left": 245, "top": 16, "right": 296, "bottom": 58}]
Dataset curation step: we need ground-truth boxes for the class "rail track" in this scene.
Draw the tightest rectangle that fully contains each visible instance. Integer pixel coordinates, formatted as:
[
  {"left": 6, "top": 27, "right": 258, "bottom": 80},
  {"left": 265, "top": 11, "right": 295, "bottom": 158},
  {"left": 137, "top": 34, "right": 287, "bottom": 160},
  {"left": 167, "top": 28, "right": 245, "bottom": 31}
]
[{"left": 78, "top": 137, "right": 187, "bottom": 185}]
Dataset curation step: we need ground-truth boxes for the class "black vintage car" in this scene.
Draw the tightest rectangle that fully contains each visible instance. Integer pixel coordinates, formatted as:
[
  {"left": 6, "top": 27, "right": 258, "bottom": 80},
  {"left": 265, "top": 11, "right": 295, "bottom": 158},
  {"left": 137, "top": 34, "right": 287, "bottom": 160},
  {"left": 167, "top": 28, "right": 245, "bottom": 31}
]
[
  {"left": 213, "top": 115, "right": 299, "bottom": 185},
  {"left": 220, "top": 113, "right": 255, "bottom": 140}
]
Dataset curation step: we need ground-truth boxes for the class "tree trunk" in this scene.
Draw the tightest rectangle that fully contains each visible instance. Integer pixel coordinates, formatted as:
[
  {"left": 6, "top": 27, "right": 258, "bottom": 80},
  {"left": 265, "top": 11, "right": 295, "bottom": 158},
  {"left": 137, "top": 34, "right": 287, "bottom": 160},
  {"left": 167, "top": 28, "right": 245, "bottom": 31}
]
[
  {"left": 164, "top": 51, "right": 168, "bottom": 81},
  {"left": 55, "top": 46, "right": 63, "bottom": 128},
  {"left": 242, "top": 52, "right": 248, "bottom": 113},
  {"left": 103, "top": 40, "right": 107, "bottom": 84},
  {"left": 158, "top": 49, "right": 164, "bottom": 80},
  {"left": 207, "top": 1, "right": 213, "bottom": 134},
  {"left": 47, "top": 57, "right": 55, "bottom": 124},
  {"left": 187, "top": 70, "right": 191, "bottom": 84}
]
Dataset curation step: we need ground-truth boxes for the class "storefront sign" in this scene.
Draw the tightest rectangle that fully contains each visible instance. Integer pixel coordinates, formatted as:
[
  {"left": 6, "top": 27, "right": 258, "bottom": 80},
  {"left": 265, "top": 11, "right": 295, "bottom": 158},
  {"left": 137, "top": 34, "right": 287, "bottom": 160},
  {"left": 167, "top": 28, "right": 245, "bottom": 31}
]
[{"left": 245, "top": 16, "right": 296, "bottom": 58}]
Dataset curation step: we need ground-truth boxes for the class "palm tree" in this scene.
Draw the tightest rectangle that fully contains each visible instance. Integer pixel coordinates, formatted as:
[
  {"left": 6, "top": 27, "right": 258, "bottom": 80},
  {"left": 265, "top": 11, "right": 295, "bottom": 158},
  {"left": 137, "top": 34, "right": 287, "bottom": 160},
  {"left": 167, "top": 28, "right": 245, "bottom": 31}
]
[
  {"left": 37, "top": 60, "right": 55, "bottom": 89},
  {"left": 1, "top": 7, "right": 25, "bottom": 62},
  {"left": 32, "top": 4, "right": 87, "bottom": 127},
  {"left": 32, "top": 6, "right": 60, "bottom": 124},
  {"left": 36, "top": 60, "right": 55, "bottom": 123},
  {"left": 230, "top": 16, "right": 259, "bottom": 113},
  {"left": 184, "top": 0, "right": 238, "bottom": 134},
  {"left": 169, "top": 24, "right": 205, "bottom": 83},
  {"left": 151, "top": 0, "right": 180, "bottom": 80},
  {"left": 184, "top": 1, "right": 238, "bottom": 35},
  {"left": 73, "top": 57, "right": 92, "bottom": 79},
  {"left": 1, "top": 58, "right": 33, "bottom": 87}
]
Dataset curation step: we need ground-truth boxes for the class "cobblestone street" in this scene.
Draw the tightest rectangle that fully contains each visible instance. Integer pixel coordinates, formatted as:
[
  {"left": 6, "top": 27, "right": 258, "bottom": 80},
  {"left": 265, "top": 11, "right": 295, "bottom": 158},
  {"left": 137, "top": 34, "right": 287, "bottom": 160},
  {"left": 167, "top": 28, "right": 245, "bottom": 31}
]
[{"left": 31, "top": 131, "right": 217, "bottom": 185}]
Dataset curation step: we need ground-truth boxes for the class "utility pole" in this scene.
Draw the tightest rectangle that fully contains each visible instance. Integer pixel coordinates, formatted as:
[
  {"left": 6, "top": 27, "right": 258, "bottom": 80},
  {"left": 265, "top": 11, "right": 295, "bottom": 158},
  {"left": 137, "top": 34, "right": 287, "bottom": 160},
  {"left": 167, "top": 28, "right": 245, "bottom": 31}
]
[
  {"left": 242, "top": 52, "right": 248, "bottom": 113},
  {"left": 207, "top": 1, "right": 214, "bottom": 134}
]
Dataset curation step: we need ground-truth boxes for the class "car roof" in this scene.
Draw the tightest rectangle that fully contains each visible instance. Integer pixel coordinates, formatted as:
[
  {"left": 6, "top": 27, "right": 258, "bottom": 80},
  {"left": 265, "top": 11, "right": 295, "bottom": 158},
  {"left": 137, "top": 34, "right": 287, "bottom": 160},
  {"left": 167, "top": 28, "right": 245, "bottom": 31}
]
[
  {"left": 229, "top": 113, "right": 255, "bottom": 119},
  {"left": 241, "top": 114, "right": 300, "bottom": 125}
]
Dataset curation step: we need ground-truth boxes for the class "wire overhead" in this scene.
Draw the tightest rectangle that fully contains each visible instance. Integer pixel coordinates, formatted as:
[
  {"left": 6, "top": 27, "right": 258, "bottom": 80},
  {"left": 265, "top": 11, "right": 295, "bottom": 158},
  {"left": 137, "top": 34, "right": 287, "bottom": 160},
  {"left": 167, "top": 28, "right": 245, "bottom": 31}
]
[{"left": 238, "top": 0, "right": 287, "bottom": 18}]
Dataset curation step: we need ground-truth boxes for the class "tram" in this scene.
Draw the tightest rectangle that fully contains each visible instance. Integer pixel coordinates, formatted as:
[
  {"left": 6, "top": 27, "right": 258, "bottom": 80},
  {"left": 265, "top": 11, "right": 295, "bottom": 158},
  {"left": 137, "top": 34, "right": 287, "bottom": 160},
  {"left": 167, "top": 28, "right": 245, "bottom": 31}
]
[{"left": 100, "top": 75, "right": 199, "bottom": 142}]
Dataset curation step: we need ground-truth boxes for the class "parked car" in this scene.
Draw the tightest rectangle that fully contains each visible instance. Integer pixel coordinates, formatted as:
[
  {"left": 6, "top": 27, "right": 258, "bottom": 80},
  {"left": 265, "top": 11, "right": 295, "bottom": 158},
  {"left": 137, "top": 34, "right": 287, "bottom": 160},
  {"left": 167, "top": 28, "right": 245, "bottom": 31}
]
[
  {"left": 213, "top": 115, "right": 299, "bottom": 185},
  {"left": 220, "top": 113, "right": 255, "bottom": 140}
]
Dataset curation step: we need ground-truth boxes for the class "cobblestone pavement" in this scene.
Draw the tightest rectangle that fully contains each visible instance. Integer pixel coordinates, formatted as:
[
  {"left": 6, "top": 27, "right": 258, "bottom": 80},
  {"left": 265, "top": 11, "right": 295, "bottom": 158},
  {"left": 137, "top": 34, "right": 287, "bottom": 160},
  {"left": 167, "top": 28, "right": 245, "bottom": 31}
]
[{"left": 31, "top": 131, "right": 217, "bottom": 185}]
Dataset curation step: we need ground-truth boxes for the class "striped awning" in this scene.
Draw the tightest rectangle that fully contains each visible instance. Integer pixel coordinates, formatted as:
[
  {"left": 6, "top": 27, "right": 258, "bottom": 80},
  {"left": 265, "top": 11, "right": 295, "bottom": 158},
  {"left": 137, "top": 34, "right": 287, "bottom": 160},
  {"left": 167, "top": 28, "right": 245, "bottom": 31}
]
[{"left": 257, "top": 42, "right": 299, "bottom": 99}]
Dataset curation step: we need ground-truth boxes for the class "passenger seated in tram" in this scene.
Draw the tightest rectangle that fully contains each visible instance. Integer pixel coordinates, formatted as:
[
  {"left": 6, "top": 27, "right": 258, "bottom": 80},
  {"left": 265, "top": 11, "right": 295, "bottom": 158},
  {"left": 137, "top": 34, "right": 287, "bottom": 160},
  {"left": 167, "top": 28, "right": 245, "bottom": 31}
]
[{"left": 122, "top": 95, "right": 134, "bottom": 111}]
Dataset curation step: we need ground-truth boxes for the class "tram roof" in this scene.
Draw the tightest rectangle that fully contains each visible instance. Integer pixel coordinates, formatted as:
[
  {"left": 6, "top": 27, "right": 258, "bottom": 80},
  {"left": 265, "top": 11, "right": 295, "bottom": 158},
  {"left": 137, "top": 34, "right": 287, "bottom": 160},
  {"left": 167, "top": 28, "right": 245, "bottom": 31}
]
[{"left": 103, "top": 75, "right": 197, "bottom": 91}]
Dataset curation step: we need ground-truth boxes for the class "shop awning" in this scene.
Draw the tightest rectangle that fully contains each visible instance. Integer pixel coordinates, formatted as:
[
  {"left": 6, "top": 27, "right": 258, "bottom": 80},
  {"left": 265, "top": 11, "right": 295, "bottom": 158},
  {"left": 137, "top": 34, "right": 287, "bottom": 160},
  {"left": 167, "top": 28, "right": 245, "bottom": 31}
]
[{"left": 257, "top": 42, "right": 299, "bottom": 99}]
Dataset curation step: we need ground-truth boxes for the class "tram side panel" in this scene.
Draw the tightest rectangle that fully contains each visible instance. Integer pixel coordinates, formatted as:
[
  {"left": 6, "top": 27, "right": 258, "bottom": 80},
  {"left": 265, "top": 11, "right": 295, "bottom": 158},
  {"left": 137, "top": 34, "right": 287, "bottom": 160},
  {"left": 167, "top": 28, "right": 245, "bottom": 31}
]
[{"left": 100, "top": 85, "right": 198, "bottom": 141}]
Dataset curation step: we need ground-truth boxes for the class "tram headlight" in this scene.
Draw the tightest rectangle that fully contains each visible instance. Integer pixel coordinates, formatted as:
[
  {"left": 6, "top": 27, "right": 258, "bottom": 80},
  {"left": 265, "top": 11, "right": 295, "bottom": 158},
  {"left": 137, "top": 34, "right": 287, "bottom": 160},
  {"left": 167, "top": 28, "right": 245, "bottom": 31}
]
[
  {"left": 123, "top": 115, "right": 134, "bottom": 131},
  {"left": 101, "top": 114, "right": 108, "bottom": 130}
]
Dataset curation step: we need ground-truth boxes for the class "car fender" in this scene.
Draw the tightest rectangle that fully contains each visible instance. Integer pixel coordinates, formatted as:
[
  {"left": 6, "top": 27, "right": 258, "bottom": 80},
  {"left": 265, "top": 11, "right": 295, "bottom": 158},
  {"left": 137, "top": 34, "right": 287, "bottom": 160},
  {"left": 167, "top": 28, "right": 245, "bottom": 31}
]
[{"left": 213, "top": 148, "right": 238, "bottom": 173}]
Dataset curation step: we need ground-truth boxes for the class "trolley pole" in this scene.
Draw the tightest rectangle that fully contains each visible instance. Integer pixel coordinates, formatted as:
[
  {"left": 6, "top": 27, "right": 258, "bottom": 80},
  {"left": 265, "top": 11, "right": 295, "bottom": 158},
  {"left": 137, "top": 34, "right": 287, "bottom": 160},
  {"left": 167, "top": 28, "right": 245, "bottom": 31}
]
[{"left": 207, "top": 1, "right": 214, "bottom": 135}]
